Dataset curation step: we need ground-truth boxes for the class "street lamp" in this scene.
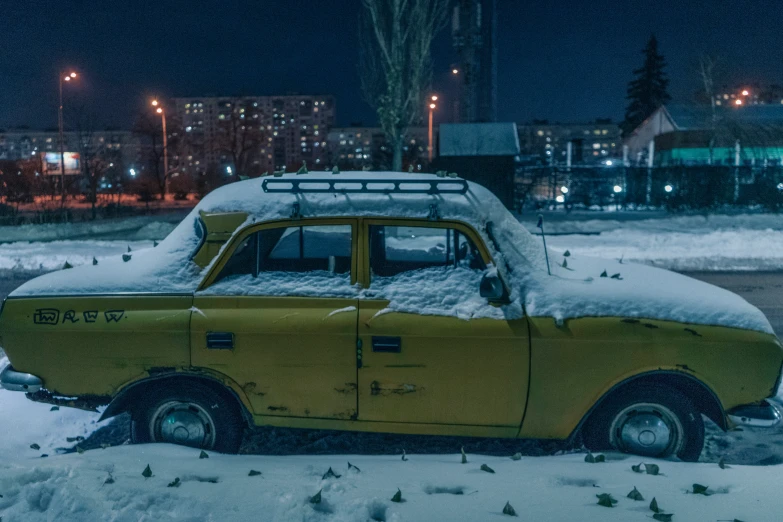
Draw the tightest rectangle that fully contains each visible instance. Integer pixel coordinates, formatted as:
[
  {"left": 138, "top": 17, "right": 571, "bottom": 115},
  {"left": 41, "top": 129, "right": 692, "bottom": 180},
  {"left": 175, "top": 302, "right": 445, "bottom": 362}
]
[
  {"left": 58, "top": 70, "right": 78, "bottom": 204},
  {"left": 151, "top": 99, "right": 169, "bottom": 197},
  {"left": 428, "top": 95, "right": 438, "bottom": 162}
]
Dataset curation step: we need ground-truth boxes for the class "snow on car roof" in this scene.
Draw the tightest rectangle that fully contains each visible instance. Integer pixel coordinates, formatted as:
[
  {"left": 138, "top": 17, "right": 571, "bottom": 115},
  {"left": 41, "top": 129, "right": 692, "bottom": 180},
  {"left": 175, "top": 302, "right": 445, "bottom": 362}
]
[{"left": 9, "top": 172, "right": 774, "bottom": 335}]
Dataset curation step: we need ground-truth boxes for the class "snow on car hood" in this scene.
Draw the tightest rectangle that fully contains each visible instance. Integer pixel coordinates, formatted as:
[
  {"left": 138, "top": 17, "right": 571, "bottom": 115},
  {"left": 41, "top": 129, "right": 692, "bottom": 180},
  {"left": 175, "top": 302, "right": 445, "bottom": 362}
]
[{"left": 9, "top": 172, "right": 773, "bottom": 334}]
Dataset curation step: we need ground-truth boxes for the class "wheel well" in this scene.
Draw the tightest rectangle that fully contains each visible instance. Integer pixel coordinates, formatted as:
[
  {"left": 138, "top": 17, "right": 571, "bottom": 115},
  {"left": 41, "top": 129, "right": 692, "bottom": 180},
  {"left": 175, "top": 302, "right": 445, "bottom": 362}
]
[
  {"left": 576, "top": 371, "right": 727, "bottom": 438},
  {"left": 100, "top": 374, "right": 253, "bottom": 427}
]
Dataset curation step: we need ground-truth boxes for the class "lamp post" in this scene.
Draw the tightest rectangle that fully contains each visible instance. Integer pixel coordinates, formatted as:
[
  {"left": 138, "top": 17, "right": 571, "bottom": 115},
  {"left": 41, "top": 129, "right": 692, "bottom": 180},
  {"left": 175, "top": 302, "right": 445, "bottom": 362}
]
[
  {"left": 428, "top": 95, "right": 438, "bottom": 162},
  {"left": 151, "top": 99, "right": 169, "bottom": 198},
  {"left": 58, "top": 70, "right": 77, "bottom": 204}
]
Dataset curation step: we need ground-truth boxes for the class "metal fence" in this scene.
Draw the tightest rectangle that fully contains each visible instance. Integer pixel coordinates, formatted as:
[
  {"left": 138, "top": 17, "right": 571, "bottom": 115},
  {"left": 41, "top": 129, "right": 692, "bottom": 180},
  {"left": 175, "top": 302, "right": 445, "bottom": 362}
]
[{"left": 515, "top": 165, "right": 783, "bottom": 212}]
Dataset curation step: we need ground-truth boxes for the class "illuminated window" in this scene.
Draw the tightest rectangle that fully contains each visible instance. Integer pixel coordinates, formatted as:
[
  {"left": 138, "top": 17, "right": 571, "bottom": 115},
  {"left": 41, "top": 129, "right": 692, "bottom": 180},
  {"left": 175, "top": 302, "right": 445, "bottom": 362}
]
[
  {"left": 592, "top": 143, "right": 600, "bottom": 149},
  {"left": 602, "top": 130, "right": 608, "bottom": 135}
]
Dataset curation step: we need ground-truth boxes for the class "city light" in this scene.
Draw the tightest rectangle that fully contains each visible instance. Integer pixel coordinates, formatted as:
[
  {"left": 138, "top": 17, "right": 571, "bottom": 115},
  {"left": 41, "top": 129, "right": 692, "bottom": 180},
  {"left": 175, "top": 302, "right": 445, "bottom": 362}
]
[
  {"left": 431, "top": 95, "right": 438, "bottom": 102},
  {"left": 555, "top": 195, "right": 565, "bottom": 203},
  {"left": 452, "top": 68, "right": 459, "bottom": 75},
  {"left": 613, "top": 185, "right": 623, "bottom": 193},
  {"left": 560, "top": 186, "right": 569, "bottom": 194},
  {"left": 129, "top": 168, "right": 136, "bottom": 177},
  {"left": 664, "top": 184, "right": 673, "bottom": 193},
  {"left": 605, "top": 160, "right": 613, "bottom": 166},
  {"left": 735, "top": 99, "right": 743, "bottom": 106},
  {"left": 226, "top": 166, "right": 233, "bottom": 175},
  {"left": 741, "top": 89, "right": 750, "bottom": 96},
  {"left": 777, "top": 183, "right": 783, "bottom": 191},
  {"left": 151, "top": 99, "right": 159, "bottom": 107},
  {"left": 429, "top": 103, "right": 437, "bottom": 109}
]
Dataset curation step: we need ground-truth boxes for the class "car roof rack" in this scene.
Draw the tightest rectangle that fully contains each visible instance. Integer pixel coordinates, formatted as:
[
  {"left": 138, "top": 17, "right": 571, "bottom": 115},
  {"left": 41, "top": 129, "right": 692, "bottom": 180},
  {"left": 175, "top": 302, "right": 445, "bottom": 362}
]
[{"left": 261, "top": 178, "right": 469, "bottom": 195}]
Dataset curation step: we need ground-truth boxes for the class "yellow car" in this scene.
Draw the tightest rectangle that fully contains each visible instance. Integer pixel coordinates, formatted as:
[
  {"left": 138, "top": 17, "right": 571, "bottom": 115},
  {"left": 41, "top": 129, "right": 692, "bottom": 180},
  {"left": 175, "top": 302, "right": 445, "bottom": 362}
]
[{"left": 1, "top": 172, "right": 781, "bottom": 460}]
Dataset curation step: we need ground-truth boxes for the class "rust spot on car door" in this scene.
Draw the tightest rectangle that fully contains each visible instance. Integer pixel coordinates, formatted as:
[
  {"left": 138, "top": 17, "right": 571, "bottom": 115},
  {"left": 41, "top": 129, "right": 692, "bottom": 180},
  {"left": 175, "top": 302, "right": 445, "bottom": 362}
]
[
  {"left": 334, "top": 383, "right": 358, "bottom": 394},
  {"left": 370, "top": 380, "right": 421, "bottom": 396}
]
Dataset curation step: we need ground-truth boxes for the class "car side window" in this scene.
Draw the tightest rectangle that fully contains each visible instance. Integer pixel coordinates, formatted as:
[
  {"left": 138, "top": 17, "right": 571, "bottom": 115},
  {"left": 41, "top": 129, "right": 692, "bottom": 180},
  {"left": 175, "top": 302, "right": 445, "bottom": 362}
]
[
  {"left": 207, "top": 224, "right": 354, "bottom": 296},
  {"left": 369, "top": 225, "right": 486, "bottom": 277}
]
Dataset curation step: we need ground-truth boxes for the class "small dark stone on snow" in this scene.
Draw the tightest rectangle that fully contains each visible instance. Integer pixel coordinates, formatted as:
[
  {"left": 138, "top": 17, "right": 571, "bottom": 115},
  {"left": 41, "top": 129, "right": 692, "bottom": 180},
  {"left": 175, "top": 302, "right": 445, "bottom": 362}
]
[
  {"left": 248, "top": 470, "right": 262, "bottom": 477},
  {"left": 199, "top": 450, "right": 209, "bottom": 459},
  {"left": 322, "top": 467, "right": 341, "bottom": 480},
  {"left": 30, "top": 443, "right": 40, "bottom": 450},
  {"left": 480, "top": 464, "right": 495, "bottom": 473}
]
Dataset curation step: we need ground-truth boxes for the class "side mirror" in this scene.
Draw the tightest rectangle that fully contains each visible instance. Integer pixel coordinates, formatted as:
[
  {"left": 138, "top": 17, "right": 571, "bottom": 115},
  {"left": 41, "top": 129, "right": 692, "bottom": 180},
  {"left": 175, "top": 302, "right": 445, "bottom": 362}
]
[{"left": 480, "top": 271, "right": 506, "bottom": 301}]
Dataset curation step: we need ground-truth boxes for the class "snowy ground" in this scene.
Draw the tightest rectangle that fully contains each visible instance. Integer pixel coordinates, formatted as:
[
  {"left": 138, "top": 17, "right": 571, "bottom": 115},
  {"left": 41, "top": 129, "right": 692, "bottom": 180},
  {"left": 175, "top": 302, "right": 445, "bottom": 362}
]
[{"left": 3, "top": 444, "right": 782, "bottom": 522}]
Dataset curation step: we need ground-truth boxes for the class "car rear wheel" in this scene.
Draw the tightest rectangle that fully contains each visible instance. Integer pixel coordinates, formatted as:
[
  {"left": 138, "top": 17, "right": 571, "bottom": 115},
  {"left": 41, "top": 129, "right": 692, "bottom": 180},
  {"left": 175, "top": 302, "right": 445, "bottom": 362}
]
[
  {"left": 130, "top": 382, "right": 244, "bottom": 454},
  {"left": 582, "top": 384, "right": 705, "bottom": 462}
]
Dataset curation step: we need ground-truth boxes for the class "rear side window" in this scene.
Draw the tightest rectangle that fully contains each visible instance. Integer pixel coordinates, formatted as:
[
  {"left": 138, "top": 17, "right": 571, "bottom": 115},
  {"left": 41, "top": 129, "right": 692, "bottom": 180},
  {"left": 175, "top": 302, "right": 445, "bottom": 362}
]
[{"left": 369, "top": 225, "right": 486, "bottom": 277}]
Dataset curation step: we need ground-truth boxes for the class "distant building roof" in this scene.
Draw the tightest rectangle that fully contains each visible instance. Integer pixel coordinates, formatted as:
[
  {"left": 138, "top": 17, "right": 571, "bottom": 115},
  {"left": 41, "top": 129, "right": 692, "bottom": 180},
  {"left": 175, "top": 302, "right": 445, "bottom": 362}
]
[
  {"left": 439, "top": 123, "right": 520, "bottom": 157},
  {"left": 664, "top": 104, "right": 783, "bottom": 130}
]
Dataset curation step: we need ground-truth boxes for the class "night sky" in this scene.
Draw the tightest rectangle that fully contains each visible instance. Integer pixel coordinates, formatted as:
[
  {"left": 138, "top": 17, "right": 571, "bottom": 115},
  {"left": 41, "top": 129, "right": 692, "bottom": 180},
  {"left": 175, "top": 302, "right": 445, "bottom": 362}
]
[{"left": 1, "top": 0, "right": 781, "bottom": 130}]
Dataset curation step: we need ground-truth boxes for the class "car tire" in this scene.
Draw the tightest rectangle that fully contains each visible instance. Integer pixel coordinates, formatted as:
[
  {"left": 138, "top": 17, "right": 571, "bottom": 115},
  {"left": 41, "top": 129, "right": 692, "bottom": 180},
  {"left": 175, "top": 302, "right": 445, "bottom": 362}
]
[
  {"left": 582, "top": 384, "right": 704, "bottom": 462},
  {"left": 130, "top": 381, "right": 244, "bottom": 454}
]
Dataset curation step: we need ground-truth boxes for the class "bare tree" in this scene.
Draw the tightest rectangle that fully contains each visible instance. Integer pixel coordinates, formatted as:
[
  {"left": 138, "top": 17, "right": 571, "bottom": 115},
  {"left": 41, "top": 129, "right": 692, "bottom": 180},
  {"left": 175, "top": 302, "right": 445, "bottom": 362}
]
[
  {"left": 359, "top": 0, "right": 450, "bottom": 171},
  {"left": 215, "top": 98, "right": 264, "bottom": 178},
  {"left": 697, "top": 54, "right": 719, "bottom": 165}
]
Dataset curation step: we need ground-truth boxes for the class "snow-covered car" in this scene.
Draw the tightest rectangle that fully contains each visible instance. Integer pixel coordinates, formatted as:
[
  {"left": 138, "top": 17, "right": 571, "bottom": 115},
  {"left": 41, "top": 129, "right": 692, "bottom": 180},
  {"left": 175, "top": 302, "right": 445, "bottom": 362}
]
[{"left": 1, "top": 172, "right": 781, "bottom": 460}]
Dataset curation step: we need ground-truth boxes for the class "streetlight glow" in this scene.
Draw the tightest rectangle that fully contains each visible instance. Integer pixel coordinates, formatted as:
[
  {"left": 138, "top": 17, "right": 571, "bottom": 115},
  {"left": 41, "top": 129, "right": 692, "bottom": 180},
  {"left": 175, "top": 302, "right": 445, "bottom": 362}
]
[
  {"left": 741, "top": 89, "right": 749, "bottom": 96},
  {"left": 613, "top": 185, "right": 623, "bottom": 193},
  {"left": 664, "top": 184, "right": 673, "bottom": 193},
  {"left": 156, "top": 107, "right": 163, "bottom": 114},
  {"left": 431, "top": 95, "right": 438, "bottom": 102},
  {"left": 735, "top": 99, "right": 743, "bottom": 106},
  {"left": 429, "top": 103, "right": 437, "bottom": 110},
  {"left": 560, "top": 186, "right": 569, "bottom": 194},
  {"left": 151, "top": 99, "right": 159, "bottom": 107},
  {"left": 452, "top": 68, "right": 459, "bottom": 75}
]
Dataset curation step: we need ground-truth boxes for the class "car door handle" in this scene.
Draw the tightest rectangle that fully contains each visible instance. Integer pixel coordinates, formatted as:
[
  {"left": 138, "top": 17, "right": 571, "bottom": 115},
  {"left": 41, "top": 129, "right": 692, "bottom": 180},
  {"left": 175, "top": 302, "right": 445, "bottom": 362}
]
[
  {"left": 206, "top": 332, "right": 234, "bottom": 350},
  {"left": 372, "top": 336, "right": 401, "bottom": 353}
]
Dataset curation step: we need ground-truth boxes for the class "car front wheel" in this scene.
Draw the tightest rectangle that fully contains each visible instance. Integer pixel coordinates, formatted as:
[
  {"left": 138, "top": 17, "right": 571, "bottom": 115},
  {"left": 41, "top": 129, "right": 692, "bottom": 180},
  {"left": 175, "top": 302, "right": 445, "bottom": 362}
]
[
  {"left": 582, "top": 384, "right": 705, "bottom": 462},
  {"left": 130, "top": 382, "right": 244, "bottom": 454}
]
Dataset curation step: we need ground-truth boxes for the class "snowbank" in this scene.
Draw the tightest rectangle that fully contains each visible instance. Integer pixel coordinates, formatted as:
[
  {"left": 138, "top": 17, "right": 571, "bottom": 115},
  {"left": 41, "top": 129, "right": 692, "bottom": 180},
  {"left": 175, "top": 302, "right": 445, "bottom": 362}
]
[
  {"left": 0, "top": 215, "right": 180, "bottom": 243},
  {"left": 0, "top": 444, "right": 780, "bottom": 521},
  {"left": 9, "top": 173, "right": 773, "bottom": 334}
]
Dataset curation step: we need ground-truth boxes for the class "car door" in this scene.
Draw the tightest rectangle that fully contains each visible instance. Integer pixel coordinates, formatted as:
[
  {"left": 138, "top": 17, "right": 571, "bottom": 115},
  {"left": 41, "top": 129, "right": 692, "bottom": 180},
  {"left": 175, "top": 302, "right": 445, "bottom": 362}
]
[
  {"left": 191, "top": 218, "right": 360, "bottom": 421},
  {"left": 357, "top": 219, "right": 530, "bottom": 429}
]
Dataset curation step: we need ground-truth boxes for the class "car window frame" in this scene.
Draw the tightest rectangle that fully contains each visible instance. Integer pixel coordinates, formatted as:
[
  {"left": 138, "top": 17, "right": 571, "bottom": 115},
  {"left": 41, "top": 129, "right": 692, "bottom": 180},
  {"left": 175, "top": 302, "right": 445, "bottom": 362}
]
[
  {"left": 358, "top": 218, "right": 496, "bottom": 289},
  {"left": 197, "top": 217, "right": 360, "bottom": 292}
]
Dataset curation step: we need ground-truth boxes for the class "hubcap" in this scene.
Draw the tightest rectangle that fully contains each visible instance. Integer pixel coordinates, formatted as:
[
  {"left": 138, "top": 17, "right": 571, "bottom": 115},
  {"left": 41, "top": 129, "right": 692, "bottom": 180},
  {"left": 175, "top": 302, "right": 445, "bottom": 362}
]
[
  {"left": 151, "top": 401, "right": 216, "bottom": 449},
  {"left": 610, "top": 403, "right": 683, "bottom": 457}
]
